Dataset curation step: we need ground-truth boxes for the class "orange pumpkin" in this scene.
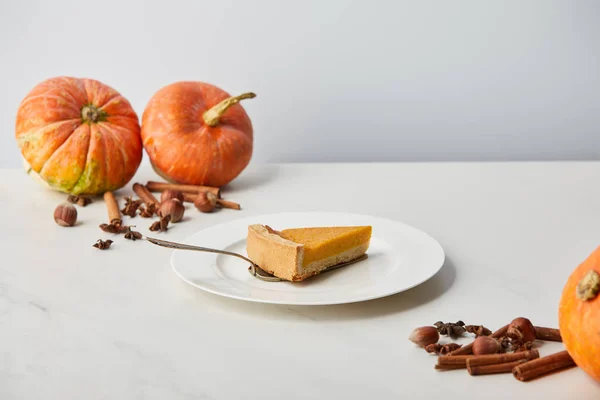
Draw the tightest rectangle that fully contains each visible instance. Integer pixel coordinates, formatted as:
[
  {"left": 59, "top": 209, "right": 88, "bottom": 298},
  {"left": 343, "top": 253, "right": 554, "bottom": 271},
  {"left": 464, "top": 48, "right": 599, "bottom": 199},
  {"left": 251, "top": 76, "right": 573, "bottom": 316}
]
[
  {"left": 15, "top": 77, "right": 142, "bottom": 195},
  {"left": 141, "top": 82, "right": 255, "bottom": 187},
  {"left": 558, "top": 246, "right": 600, "bottom": 382}
]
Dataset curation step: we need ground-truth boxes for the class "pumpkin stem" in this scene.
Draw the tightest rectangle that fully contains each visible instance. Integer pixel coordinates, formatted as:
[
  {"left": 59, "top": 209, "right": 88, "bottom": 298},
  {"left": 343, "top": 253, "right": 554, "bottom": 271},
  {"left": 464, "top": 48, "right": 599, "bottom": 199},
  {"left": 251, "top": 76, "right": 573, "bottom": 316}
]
[
  {"left": 202, "top": 92, "right": 256, "bottom": 127},
  {"left": 576, "top": 270, "right": 600, "bottom": 301},
  {"left": 81, "top": 104, "right": 106, "bottom": 124}
]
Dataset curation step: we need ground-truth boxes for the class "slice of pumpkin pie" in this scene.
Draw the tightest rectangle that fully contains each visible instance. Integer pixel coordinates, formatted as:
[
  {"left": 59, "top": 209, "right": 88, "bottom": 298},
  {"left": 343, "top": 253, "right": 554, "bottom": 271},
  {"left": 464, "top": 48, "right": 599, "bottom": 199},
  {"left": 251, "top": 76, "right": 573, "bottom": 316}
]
[{"left": 246, "top": 224, "right": 372, "bottom": 282}]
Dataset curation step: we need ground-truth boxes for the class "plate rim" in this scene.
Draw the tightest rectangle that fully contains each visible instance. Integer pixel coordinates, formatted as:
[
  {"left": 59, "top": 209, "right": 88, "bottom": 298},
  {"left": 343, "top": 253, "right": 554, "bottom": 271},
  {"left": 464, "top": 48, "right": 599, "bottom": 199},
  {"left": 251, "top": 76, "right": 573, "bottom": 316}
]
[{"left": 170, "top": 211, "right": 446, "bottom": 306}]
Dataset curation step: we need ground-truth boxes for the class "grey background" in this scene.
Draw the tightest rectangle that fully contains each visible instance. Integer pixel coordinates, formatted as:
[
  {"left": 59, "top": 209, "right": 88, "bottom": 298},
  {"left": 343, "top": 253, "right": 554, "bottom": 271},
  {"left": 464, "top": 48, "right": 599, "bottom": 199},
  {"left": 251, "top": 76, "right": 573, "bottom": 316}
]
[{"left": 1, "top": 0, "right": 599, "bottom": 167}]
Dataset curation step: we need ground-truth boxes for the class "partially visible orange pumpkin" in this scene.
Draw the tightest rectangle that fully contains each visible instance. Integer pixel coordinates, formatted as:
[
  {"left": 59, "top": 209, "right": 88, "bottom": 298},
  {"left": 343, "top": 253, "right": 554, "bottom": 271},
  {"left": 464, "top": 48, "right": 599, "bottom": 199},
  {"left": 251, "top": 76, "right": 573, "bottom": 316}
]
[
  {"left": 559, "top": 246, "right": 600, "bottom": 382},
  {"left": 141, "top": 82, "right": 255, "bottom": 187},
  {"left": 15, "top": 77, "right": 142, "bottom": 195}
]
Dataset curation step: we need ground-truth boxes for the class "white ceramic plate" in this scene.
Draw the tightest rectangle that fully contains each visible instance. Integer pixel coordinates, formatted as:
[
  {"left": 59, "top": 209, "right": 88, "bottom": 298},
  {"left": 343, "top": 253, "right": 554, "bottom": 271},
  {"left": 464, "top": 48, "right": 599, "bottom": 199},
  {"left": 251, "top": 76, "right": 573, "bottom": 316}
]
[{"left": 171, "top": 212, "right": 445, "bottom": 305}]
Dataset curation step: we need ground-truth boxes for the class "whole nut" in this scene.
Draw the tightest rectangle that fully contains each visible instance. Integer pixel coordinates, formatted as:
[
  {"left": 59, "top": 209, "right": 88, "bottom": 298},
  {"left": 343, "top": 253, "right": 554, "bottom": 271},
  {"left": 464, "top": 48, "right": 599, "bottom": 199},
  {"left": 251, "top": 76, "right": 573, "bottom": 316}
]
[
  {"left": 158, "top": 199, "right": 185, "bottom": 223},
  {"left": 194, "top": 191, "right": 218, "bottom": 213},
  {"left": 508, "top": 317, "right": 536, "bottom": 343},
  {"left": 409, "top": 326, "right": 440, "bottom": 347},
  {"left": 54, "top": 203, "right": 77, "bottom": 227},
  {"left": 160, "top": 189, "right": 184, "bottom": 203},
  {"left": 472, "top": 336, "right": 501, "bottom": 355}
]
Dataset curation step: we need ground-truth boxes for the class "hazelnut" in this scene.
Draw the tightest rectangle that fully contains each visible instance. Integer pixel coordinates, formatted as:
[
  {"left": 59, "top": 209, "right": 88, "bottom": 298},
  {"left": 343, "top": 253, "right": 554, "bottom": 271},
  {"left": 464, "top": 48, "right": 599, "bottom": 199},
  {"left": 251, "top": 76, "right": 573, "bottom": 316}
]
[
  {"left": 160, "top": 189, "right": 184, "bottom": 203},
  {"left": 54, "top": 203, "right": 77, "bottom": 227},
  {"left": 508, "top": 317, "right": 536, "bottom": 343},
  {"left": 194, "top": 191, "right": 218, "bottom": 213},
  {"left": 158, "top": 199, "right": 185, "bottom": 223},
  {"left": 408, "top": 326, "right": 440, "bottom": 347},
  {"left": 472, "top": 336, "right": 500, "bottom": 355}
]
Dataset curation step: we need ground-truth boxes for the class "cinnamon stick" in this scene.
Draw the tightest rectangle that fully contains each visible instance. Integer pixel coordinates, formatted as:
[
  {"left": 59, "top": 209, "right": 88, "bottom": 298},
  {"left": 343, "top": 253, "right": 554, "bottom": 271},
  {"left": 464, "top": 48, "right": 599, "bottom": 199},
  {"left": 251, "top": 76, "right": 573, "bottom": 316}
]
[
  {"left": 183, "top": 193, "right": 241, "bottom": 210},
  {"left": 437, "top": 349, "right": 538, "bottom": 369},
  {"left": 103, "top": 192, "right": 121, "bottom": 225},
  {"left": 467, "top": 359, "right": 528, "bottom": 376},
  {"left": 467, "top": 350, "right": 539, "bottom": 367},
  {"left": 182, "top": 193, "right": 196, "bottom": 203},
  {"left": 434, "top": 364, "right": 464, "bottom": 371},
  {"left": 133, "top": 183, "right": 160, "bottom": 208},
  {"left": 448, "top": 324, "right": 509, "bottom": 356},
  {"left": 217, "top": 199, "right": 241, "bottom": 210},
  {"left": 534, "top": 326, "right": 562, "bottom": 342},
  {"left": 146, "top": 181, "right": 220, "bottom": 197},
  {"left": 512, "top": 350, "right": 575, "bottom": 382}
]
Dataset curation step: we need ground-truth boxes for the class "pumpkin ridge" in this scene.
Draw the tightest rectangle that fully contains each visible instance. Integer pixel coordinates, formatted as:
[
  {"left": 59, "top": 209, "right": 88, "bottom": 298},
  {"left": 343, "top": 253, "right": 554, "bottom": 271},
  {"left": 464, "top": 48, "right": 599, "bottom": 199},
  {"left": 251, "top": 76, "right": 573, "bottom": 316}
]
[
  {"left": 66, "top": 125, "right": 93, "bottom": 193},
  {"left": 98, "top": 124, "right": 127, "bottom": 189},
  {"left": 199, "top": 126, "right": 213, "bottom": 184},
  {"left": 99, "top": 95, "right": 137, "bottom": 118},
  {"left": 83, "top": 79, "right": 122, "bottom": 109},
  {"left": 101, "top": 123, "right": 133, "bottom": 164},
  {"left": 100, "top": 125, "right": 110, "bottom": 191},
  {"left": 16, "top": 118, "right": 78, "bottom": 148},
  {"left": 37, "top": 77, "right": 88, "bottom": 112},
  {"left": 99, "top": 123, "right": 131, "bottom": 184},
  {"left": 29, "top": 119, "right": 81, "bottom": 173},
  {"left": 215, "top": 134, "right": 225, "bottom": 173},
  {"left": 106, "top": 115, "right": 141, "bottom": 127},
  {"left": 38, "top": 124, "right": 90, "bottom": 192},
  {"left": 18, "top": 94, "right": 80, "bottom": 113}
]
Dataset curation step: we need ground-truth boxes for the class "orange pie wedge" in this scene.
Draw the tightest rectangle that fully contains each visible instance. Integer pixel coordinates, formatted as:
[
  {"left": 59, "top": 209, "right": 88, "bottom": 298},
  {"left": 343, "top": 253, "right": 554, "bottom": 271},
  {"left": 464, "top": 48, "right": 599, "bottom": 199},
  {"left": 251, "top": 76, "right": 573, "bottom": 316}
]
[{"left": 246, "top": 224, "right": 372, "bottom": 282}]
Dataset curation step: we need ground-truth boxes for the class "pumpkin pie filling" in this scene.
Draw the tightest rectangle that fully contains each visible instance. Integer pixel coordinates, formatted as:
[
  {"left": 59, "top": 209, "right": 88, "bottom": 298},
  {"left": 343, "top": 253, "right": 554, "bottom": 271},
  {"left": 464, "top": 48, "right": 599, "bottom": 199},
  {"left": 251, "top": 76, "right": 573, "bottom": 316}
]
[{"left": 246, "top": 224, "right": 372, "bottom": 282}]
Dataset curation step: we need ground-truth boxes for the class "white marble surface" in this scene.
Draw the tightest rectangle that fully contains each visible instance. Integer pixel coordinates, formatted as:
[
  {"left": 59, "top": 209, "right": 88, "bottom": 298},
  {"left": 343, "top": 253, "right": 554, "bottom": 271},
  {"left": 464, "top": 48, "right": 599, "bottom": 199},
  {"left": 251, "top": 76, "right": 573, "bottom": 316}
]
[{"left": 1, "top": 162, "right": 600, "bottom": 399}]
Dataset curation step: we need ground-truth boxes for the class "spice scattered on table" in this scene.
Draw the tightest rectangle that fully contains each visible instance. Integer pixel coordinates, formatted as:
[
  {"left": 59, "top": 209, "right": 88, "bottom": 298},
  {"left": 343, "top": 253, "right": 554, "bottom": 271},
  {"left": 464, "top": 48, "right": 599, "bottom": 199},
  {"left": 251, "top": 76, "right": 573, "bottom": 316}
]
[
  {"left": 99, "top": 223, "right": 132, "bottom": 234},
  {"left": 160, "top": 189, "right": 184, "bottom": 203},
  {"left": 46, "top": 180, "right": 241, "bottom": 250},
  {"left": 512, "top": 350, "right": 575, "bottom": 382},
  {"left": 121, "top": 196, "right": 142, "bottom": 217},
  {"left": 434, "top": 320, "right": 466, "bottom": 337},
  {"left": 158, "top": 199, "right": 184, "bottom": 223},
  {"left": 54, "top": 203, "right": 77, "bottom": 227},
  {"left": 465, "top": 325, "right": 492, "bottom": 337},
  {"left": 425, "top": 343, "right": 462, "bottom": 355},
  {"left": 408, "top": 326, "right": 440, "bottom": 347},
  {"left": 472, "top": 336, "right": 501, "bottom": 355},
  {"left": 133, "top": 183, "right": 159, "bottom": 216},
  {"left": 149, "top": 215, "right": 170, "bottom": 232},
  {"left": 410, "top": 317, "right": 575, "bottom": 382},
  {"left": 67, "top": 195, "right": 92, "bottom": 207},
  {"left": 124, "top": 230, "right": 143, "bottom": 241},
  {"left": 138, "top": 204, "right": 156, "bottom": 218},
  {"left": 93, "top": 239, "right": 113, "bottom": 250}
]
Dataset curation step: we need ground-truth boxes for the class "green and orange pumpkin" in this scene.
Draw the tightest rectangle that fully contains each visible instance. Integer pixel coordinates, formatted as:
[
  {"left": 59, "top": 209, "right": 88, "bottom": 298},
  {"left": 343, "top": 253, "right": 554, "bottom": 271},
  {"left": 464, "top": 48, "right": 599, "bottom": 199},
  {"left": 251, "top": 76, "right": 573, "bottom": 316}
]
[{"left": 15, "top": 77, "right": 142, "bottom": 195}]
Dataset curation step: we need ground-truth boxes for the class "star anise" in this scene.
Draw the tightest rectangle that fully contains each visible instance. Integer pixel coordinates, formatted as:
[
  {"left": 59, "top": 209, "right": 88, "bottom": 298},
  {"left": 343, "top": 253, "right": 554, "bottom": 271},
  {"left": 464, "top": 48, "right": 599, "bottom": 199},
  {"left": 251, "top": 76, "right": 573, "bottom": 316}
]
[
  {"left": 499, "top": 336, "right": 511, "bottom": 352},
  {"left": 99, "top": 222, "right": 131, "bottom": 234},
  {"left": 121, "top": 196, "right": 143, "bottom": 217},
  {"left": 67, "top": 195, "right": 92, "bottom": 207},
  {"left": 439, "top": 343, "right": 462, "bottom": 355},
  {"left": 497, "top": 334, "right": 533, "bottom": 353},
  {"left": 149, "top": 215, "right": 170, "bottom": 232},
  {"left": 124, "top": 230, "right": 143, "bottom": 241},
  {"left": 514, "top": 341, "right": 534, "bottom": 353},
  {"left": 465, "top": 325, "right": 493, "bottom": 337},
  {"left": 139, "top": 203, "right": 156, "bottom": 218},
  {"left": 424, "top": 343, "right": 442, "bottom": 354},
  {"left": 93, "top": 239, "right": 113, "bottom": 250},
  {"left": 434, "top": 321, "right": 466, "bottom": 337},
  {"left": 424, "top": 343, "right": 462, "bottom": 355}
]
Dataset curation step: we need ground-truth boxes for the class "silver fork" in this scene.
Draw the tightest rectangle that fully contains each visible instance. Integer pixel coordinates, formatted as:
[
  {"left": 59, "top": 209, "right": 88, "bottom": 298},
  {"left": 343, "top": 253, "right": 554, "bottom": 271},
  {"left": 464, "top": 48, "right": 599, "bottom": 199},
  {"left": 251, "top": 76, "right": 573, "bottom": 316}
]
[{"left": 141, "top": 235, "right": 367, "bottom": 282}]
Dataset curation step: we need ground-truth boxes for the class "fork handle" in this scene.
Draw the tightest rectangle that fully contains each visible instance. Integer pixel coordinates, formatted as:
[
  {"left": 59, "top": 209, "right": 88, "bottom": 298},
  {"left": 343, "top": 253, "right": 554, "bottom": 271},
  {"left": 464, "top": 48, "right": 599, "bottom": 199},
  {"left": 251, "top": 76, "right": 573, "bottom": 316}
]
[{"left": 143, "top": 235, "right": 258, "bottom": 266}]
